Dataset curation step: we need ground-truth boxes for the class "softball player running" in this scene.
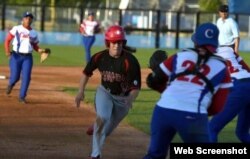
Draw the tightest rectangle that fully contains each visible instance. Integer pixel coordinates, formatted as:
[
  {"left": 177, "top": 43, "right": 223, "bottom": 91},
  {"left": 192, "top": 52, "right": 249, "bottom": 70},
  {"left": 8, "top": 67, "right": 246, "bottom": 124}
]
[
  {"left": 209, "top": 46, "right": 250, "bottom": 143},
  {"left": 143, "top": 23, "right": 233, "bottom": 159},
  {"left": 5, "top": 11, "right": 49, "bottom": 103},
  {"left": 79, "top": 11, "right": 100, "bottom": 63},
  {"left": 75, "top": 25, "right": 141, "bottom": 159}
]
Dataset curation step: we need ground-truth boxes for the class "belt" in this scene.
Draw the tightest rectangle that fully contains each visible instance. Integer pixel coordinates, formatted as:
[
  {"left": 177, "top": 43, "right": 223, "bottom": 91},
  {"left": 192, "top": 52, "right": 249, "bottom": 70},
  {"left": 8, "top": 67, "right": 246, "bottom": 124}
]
[
  {"left": 238, "top": 78, "right": 250, "bottom": 82},
  {"left": 219, "top": 44, "right": 234, "bottom": 48},
  {"left": 12, "top": 51, "right": 32, "bottom": 56},
  {"left": 103, "top": 86, "right": 128, "bottom": 96}
]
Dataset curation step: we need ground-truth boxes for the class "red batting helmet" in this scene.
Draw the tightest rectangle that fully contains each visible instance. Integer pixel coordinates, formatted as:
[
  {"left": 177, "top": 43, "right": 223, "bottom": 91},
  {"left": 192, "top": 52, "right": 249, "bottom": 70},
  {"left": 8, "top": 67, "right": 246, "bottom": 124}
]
[{"left": 105, "top": 25, "right": 126, "bottom": 46}]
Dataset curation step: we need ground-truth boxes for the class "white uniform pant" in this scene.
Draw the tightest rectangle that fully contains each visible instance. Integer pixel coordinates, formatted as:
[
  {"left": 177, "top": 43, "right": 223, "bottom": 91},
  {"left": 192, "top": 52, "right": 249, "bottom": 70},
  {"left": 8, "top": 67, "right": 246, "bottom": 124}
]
[{"left": 91, "top": 85, "right": 130, "bottom": 157}]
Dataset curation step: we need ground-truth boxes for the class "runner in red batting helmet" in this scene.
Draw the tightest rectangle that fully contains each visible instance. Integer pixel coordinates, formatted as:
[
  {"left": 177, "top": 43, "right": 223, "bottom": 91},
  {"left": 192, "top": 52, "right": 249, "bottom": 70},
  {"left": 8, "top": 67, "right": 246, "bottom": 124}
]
[
  {"left": 75, "top": 24, "right": 141, "bottom": 159},
  {"left": 105, "top": 25, "right": 127, "bottom": 47}
]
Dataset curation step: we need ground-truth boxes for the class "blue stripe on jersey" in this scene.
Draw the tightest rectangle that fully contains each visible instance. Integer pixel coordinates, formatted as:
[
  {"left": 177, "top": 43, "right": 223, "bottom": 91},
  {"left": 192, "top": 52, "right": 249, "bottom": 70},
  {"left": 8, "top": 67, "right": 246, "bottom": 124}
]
[
  {"left": 210, "top": 67, "right": 227, "bottom": 89},
  {"left": 198, "top": 88, "right": 210, "bottom": 113},
  {"left": 197, "top": 66, "right": 227, "bottom": 113},
  {"left": 15, "top": 30, "right": 20, "bottom": 52},
  {"left": 169, "top": 54, "right": 178, "bottom": 81}
]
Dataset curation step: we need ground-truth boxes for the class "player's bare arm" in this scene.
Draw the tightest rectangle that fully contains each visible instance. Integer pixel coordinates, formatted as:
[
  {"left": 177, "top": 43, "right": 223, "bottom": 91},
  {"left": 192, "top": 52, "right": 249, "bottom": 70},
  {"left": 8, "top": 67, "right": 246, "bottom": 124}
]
[
  {"left": 234, "top": 37, "right": 240, "bottom": 54},
  {"left": 75, "top": 73, "right": 89, "bottom": 108}
]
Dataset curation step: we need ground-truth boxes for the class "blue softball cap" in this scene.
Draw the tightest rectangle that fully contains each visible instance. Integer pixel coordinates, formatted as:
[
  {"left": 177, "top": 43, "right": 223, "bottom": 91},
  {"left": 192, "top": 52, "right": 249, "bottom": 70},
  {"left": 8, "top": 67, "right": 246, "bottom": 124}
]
[
  {"left": 191, "top": 22, "right": 219, "bottom": 47},
  {"left": 23, "top": 11, "right": 34, "bottom": 19}
]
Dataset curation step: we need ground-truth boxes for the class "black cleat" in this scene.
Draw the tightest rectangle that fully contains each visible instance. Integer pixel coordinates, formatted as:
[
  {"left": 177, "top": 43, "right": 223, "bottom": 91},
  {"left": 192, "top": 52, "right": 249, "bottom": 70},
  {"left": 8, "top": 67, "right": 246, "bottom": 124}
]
[
  {"left": 88, "top": 155, "right": 100, "bottom": 159},
  {"left": 6, "top": 85, "right": 13, "bottom": 95}
]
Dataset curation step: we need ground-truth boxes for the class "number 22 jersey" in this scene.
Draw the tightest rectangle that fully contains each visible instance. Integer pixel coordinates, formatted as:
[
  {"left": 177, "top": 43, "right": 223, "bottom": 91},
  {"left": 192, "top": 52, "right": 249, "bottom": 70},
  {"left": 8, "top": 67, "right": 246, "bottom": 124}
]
[{"left": 157, "top": 49, "right": 233, "bottom": 114}]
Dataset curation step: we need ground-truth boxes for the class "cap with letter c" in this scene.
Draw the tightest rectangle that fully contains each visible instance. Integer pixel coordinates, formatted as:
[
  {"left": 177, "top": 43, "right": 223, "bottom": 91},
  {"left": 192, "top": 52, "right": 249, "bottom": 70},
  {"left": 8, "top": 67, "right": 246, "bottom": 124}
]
[{"left": 191, "top": 22, "right": 219, "bottom": 48}]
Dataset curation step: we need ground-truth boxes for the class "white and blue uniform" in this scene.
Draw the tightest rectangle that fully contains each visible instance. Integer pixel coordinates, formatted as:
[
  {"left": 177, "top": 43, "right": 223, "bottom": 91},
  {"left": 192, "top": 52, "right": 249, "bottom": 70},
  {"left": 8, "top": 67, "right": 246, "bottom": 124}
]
[
  {"left": 6, "top": 24, "right": 39, "bottom": 100},
  {"left": 209, "top": 47, "right": 250, "bottom": 143},
  {"left": 10, "top": 25, "right": 39, "bottom": 53},
  {"left": 144, "top": 49, "right": 232, "bottom": 159},
  {"left": 80, "top": 19, "right": 99, "bottom": 62},
  {"left": 158, "top": 50, "right": 232, "bottom": 114}
]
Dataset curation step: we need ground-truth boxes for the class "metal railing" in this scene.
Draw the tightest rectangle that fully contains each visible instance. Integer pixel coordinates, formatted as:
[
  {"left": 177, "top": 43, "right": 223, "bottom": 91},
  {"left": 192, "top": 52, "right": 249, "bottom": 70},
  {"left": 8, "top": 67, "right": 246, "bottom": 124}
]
[{"left": 1, "top": 3, "right": 250, "bottom": 49}]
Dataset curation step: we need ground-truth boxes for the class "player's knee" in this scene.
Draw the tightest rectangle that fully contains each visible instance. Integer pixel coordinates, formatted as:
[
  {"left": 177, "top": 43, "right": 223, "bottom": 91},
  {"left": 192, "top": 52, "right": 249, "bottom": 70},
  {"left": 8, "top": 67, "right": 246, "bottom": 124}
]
[{"left": 96, "top": 116, "right": 109, "bottom": 127}]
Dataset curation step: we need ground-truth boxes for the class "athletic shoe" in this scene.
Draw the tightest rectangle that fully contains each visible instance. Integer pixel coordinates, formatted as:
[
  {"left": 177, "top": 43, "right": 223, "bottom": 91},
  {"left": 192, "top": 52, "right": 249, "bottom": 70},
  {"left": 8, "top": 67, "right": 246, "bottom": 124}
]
[
  {"left": 6, "top": 85, "right": 13, "bottom": 95},
  {"left": 86, "top": 124, "right": 94, "bottom": 136},
  {"left": 19, "top": 98, "right": 27, "bottom": 104},
  {"left": 88, "top": 155, "right": 100, "bottom": 159}
]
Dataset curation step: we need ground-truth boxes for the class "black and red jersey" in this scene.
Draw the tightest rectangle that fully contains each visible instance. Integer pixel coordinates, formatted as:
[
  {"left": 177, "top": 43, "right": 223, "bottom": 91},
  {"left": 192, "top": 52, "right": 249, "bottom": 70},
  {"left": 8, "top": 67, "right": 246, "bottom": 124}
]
[{"left": 83, "top": 49, "right": 141, "bottom": 96}]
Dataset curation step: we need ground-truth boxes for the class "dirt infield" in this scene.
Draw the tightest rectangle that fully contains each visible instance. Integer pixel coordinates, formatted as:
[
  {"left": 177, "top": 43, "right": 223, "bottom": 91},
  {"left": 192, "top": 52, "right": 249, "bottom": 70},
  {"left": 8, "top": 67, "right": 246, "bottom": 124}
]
[{"left": 0, "top": 66, "right": 150, "bottom": 159}]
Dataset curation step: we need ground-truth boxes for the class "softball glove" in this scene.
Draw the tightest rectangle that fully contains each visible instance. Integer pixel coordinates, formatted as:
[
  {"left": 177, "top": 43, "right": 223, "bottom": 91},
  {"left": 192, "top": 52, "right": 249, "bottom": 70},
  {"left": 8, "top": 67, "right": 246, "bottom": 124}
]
[
  {"left": 40, "top": 48, "right": 51, "bottom": 63},
  {"left": 149, "top": 50, "right": 168, "bottom": 71}
]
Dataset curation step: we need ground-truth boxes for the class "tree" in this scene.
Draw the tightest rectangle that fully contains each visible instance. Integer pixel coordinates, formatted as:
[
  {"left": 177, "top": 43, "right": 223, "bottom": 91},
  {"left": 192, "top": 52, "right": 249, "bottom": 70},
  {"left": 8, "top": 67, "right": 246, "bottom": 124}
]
[
  {"left": 3, "top": 0, "right": 105, "bottom": 7},
  {"left": 198, "top": 0, "right": 227, "bottom": 12},
  {"left": 3, "top": 0, "right": 34, "bottom": 4}
]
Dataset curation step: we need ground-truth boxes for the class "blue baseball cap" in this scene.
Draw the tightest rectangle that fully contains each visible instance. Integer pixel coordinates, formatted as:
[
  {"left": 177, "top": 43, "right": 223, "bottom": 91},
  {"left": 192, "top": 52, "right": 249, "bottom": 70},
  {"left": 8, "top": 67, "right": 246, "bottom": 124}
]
[
  {"left": 23, "top": 11, "right": 34, "bottom": 19},
  {"left": 191, "top": 22, "right": 219, "bottom": 48}
]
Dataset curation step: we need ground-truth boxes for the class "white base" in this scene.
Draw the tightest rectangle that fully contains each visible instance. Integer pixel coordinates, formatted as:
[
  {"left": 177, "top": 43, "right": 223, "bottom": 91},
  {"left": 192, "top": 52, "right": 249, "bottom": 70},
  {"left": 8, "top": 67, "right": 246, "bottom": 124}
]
[{"left": 0, "top": 75, "right": 7, "bottom": 79}]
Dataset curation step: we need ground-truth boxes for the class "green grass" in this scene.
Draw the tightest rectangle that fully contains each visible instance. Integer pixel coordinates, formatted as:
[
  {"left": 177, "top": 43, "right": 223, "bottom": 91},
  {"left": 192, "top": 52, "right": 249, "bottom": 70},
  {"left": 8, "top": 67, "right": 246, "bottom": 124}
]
[
  {"left": 0, "top": 44, "right": 105, "bottom": 66},
  {"left": 1, "top": 44, "right": 248, "bottom": 142},
  {"left": 0, "top": 44, "right": 177, "bottom": 68}
]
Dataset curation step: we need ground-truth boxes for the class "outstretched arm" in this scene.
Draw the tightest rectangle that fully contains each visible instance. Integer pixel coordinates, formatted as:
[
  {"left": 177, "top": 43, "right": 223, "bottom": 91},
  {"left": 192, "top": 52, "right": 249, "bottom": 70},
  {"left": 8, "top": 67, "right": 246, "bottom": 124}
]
[
  {"left": 75, "top": 73, "right": 90, "bottom": 108},
  {"left": 32, "top": 43, "right": 46, "bottom": 53}
]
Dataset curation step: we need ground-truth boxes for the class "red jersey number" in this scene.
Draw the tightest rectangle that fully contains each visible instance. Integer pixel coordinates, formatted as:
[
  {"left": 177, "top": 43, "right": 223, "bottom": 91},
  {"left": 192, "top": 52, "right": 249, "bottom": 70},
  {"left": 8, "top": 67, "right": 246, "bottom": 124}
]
[{"left": 177, "top": 60, "right": 210, "bottom": 86}]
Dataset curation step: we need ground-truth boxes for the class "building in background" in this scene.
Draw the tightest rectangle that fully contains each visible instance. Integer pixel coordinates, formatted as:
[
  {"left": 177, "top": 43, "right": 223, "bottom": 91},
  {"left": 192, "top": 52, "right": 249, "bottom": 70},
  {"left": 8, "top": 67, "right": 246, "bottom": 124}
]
[{"left": 228, "top": 0, "right": 250, "bottom": 14}]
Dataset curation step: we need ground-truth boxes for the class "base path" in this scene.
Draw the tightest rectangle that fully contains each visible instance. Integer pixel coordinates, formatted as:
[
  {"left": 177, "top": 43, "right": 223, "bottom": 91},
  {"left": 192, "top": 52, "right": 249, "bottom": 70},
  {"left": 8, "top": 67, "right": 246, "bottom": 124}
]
[{"left": 0, "top": 66, "right": 150, "bottom": 159}]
